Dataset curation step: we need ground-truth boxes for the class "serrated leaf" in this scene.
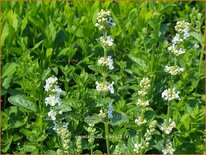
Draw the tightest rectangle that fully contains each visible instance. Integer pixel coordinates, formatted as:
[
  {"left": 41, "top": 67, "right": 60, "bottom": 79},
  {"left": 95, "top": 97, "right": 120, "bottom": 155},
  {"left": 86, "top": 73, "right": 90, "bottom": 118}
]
[
  {"left": 111, "top": 112, "right": 129, "bottom": 126},
  {"left": 84, "top": 114, "right": 102, "bottom": 126},
  {"left": 8, "top": 95, "right": 37, "bottom": 112}
]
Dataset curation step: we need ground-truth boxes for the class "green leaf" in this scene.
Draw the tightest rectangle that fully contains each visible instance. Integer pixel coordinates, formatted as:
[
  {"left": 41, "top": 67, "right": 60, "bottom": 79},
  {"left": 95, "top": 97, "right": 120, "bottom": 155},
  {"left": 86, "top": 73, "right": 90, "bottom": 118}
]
[
  {"left": 2, "top": 22, "right": 9, "bottom": 46},
  {"left": 21, "top": 143, "right": 38, "bottom": 153},
  {"left": 46, "top": 48, "right": 53, "bottom": 58},
  {"left": 57, "top": 47, "right": 70, "bottom": 57},
  {"left": 2, "top": 62, "right": 18, "bottom": 79},
  {"left": 190, "top": 32, "right": 204, "bottom": 44},
  {"left": 127, "top": 135, "right": 138, "bottom": 153},
  {"left": 54, "top": 99, "right": 72, "bottom": 112},
  {"left": 84, "top": 114, "right": 102, "bottom": 126},
  {"left": 127, "top": 54, "right": 147, "bottom": 68},
  {"left": 111, "top": 112, "right": 129, "bottom": 126},
  {"left": 88, "top": 65, "right": 100, "bottom": 73},
  {"left": 93, "top": 150, "right": 103, "bottom": 154},
  {"left": 12, "top": 134, "right": 23, "bottom": 142},
  {"left": 31, "top": 40, "right": 44, "bottom": 50},
  {"left": 11, "top": 116, "right": 28, "bottom": 128},
  {"left": 8, "top": 95, "right": 37, "bottom": 112},
  {"left": 1, "top": 136, "right": 13, "bottom": 153}
]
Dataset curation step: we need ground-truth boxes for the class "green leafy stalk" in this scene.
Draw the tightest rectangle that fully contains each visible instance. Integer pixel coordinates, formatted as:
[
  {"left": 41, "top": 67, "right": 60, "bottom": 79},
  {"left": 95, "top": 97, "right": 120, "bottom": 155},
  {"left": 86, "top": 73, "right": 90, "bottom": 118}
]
[{"left": 104, "top": 121, "right": 110, "bottom": 154}]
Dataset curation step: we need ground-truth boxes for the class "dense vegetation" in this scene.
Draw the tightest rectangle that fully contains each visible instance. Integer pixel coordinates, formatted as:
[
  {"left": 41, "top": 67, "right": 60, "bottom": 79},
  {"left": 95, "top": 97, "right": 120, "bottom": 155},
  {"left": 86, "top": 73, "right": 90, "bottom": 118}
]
[{"left": 1, "top": 1, "right": 205, "bottom": 154}]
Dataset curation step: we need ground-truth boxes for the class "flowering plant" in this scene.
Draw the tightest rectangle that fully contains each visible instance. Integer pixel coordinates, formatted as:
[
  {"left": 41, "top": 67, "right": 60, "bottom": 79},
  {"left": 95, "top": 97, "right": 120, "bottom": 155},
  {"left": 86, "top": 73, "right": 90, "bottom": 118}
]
[{"left": 1, "top": 1, "right": 205, "bottom": 154}]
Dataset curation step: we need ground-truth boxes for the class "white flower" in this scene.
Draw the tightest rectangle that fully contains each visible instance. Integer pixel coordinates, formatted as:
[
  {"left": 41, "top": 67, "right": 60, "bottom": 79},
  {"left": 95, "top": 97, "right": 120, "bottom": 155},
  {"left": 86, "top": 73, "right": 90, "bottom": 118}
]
[
  {"left": 138, "top": 90, "right": 147, "bottom": 96},
  {"left": 95, "top": 81, "right": 108, "bottom": 92},
  {"left": 149, "top": 120, "right": 157, "bottom": 129},
  {"left": 194, "top": 43, "right": 199, "bottom": 49},
  {"left": 44, "top": 77, "right": 58, "bottom": 91},
  {"left": 108, "top": 81, "right": 114, "bottom": 94},
  {"left": 99, "top": 109, "right": 106, "bottom": 118},
  {"left": 53, "top": 85, "right": 63, "bottom": 95},
  {"left": 175, "top": 20, "right": 190, "bottom": 36},
  {"left": 135, "top": 116, "right": 146, "bottom": 126},
  {"left": 95, "top": 81, "right": 114, "bottom": 94},
  {"left": 164, "top": 66, "right": 184, "bottom": 75},
  {"left": 168, "top": 45, "right": 186, "bottom": 56},
  {"left": 138, "top": 77, "right": 151, "bottom": 96},
  {"left": 162, "top": 140, "right": 175, "bottom": 154},
  {"left": 160, "top": 118, "right": 176, "bottom": 134},
  {"left": 45, "top": 95, "right": 61, "bottom": 106},
  {"left": 107, "top": 56, "right": 114, "bottom": 70},
  {"left": 139, "top": 77, "right": 150, "bottom": 88},
  {"left": 162, "top": 87, "right": 180, "bottom": 101},
  {"left": 108, "top": 17, "right": 116, "bottom": 26},
  {"left": 48, "top": 109, "right": 57, "bottom": 121},
  {"left": 107, "top": 102, "right": 113, "bottom": 119},
  {"left": 95, "top": 9, "right": 114, "bottom": 30},
  {"left": 134, "top": 143, "right": 143, "bottom": 153},
  {"left": 100, "top": 36, "right": 114, "bottom": 47},
  {"left": 97, "top": 56, "right": 114, "bottom": 70},
  {"left": 172, "top": 34, "right": 183, "bottom": 45},
  {"left": 136, "top": 99, "right": 149, "bottom": 107}
]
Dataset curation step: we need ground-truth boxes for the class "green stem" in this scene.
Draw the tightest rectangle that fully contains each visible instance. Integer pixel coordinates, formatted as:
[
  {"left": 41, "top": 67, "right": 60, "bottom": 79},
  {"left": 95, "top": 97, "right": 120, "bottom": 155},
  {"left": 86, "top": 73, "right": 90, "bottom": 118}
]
[
  {"left": 105, "top": 121, "right": 110, "bottom": 154},
  {"left": 138, "top": 128, "right": 142, "bottom": 154},
  {"left": 91, "top": 147, "right": 93, "bottom": 154}
]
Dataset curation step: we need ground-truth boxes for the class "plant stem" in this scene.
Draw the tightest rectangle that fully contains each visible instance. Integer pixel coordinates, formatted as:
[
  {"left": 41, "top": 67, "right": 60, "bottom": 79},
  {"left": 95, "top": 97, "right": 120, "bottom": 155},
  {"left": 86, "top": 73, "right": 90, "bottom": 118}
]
[
  {"left": 91, "top": 147, "right": 93, "bottom": 154},
  {"left": 104, "top": 121, "right": 110, "bottom": 154},
  {"left": 138, "top": 128, "right": 142, "bottom": 154}
]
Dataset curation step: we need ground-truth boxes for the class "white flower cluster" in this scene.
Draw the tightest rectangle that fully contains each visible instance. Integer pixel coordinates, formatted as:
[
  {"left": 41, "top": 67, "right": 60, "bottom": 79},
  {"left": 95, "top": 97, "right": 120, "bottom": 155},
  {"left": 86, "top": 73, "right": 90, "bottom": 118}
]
[
  {"left": 135, "top": 116, "right": 146, "bottom": 126},
  {"left": 164, "top": 65, "right": 184, "bottom": 75},
  {"left": 44, "top": 77, "right": 62, "bottom": 94},
  {"left": 95, "top": 81, "right": 114, "bottom": 94},
  {"left": 134, "top": 143, "right": 145, "bottom": 153},
  {"left": 87, "top": 124, "right": 96, "bottom": 145},
  {"left": 175, "top": 21, "right": 190, "bottom": 39},
  {"left": 138, "top": 77, "right": 151, "bottom": 96},
  {"left": 160, "top": 118, "right": 176, "bottom": 134},
  {"left": 100, "top": 35, "right": 114, "bottom": 47},
  {"left": 48, "top": 109, "right": 57, "bottom": 121},
  {"left": 107, "top": 102, "right": 113, "bottom": 119},
  {"left": 56, "top": 123, "right": 71, "bottom": 154},
  {"left": 44, "top": 77, "right": 63, "bottom": 121},
  {"left": 168, "top": 45, "right": 186, "bottom": 56},
  {"left": 168, "top": 21, "right": 190, "bottom": 56},
  {"left": 134, "top": 120, "right": 157, "bottom": 153},
  {"left": 95, "top": 9, "right": 115, "bottom": 31},
  {"left": 98, "top": 109, "right": 106, "bottom": 119},
  {"left": 98, "top": 55, "right": 114, "bottom": 70},
  {"left": 136, "top": 99, "right": 149, "bottom": 107},
  {"left": 162, "top": 87, "right": 180, "bottom": 101},
  {"left": 162, "top": 140, "right": 175, "bottom": 154},
  {"left": 45, "top": 95, "right": 61, "bottom": 107},
  {"left": 75, "top": 136, "right": 82, "bottom": 154},
  {"left": 144, "top": 120, "right": 157, "bottom": 141}
]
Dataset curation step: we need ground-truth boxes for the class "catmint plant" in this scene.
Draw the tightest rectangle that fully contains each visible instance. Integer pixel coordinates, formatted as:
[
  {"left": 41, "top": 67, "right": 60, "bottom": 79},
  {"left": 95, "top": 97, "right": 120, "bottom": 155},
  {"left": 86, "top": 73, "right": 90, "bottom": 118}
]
[{"left": 93, "top": 9, "right": 116, "bottom": 154}]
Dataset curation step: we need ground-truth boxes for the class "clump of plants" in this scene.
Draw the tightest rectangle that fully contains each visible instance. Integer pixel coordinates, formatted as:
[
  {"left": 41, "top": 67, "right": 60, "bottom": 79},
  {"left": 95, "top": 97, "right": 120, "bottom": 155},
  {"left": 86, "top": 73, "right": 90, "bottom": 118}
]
[{"left": 1, "top": 1, "right": 205, "bottom": 154}]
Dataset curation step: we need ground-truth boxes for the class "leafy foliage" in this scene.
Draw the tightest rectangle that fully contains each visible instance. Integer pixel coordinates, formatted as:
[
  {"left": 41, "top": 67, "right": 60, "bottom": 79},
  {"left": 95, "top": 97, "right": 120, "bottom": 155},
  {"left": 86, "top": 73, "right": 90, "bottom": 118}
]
[{"left": 1, "top": 1, "right": 205, "bottom": 154}]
